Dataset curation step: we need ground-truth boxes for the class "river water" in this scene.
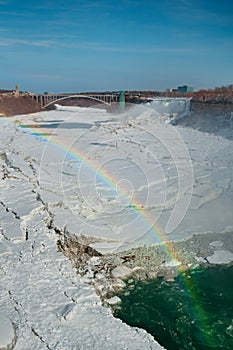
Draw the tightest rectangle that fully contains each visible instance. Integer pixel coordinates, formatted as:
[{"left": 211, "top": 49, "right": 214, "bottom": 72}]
[{"left": 115, "top": 265, "right": 233, "bottom": 350}]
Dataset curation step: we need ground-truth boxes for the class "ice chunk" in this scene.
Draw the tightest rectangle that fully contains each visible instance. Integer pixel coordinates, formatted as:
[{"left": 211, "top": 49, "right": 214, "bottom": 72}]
[
  {"left": 206, "top": 250, "right": 233, "bottom": 264},
  {"left": 105, "top": 296, "right": 121, "bottom": 305},
  {"left": 111, "top": 265, "right": 133, "bottom": 278},
  {"left": 209, "top": 241, "right": 224, "bottom": 247}
]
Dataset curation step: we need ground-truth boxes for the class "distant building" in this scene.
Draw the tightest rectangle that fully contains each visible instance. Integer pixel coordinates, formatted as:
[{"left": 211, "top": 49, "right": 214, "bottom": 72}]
[{"left": 177, "top": 85, "right": 194, "bottom": 93}]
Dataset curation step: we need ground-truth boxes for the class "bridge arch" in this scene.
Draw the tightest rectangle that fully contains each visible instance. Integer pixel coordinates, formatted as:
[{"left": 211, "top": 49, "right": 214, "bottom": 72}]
[{"left": 43, "top": 94, "right": 112, "bottom": 109}]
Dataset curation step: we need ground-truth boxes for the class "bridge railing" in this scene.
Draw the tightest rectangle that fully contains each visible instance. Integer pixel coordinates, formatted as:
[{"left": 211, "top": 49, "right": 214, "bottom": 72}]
[{"left": 32, "top": 93, "right": 119, "bottom": 108}]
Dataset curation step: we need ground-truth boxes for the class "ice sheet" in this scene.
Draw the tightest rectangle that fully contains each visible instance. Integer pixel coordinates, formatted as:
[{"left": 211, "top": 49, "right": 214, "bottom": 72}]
[{"left": 1, "top": 101, "right": 233, "bottom": 349}]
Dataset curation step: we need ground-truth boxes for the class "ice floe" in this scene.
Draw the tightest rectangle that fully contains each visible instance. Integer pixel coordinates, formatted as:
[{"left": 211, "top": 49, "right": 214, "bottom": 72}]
[{"left": 1, "top": 100, "right": 233, "bottom": 349}]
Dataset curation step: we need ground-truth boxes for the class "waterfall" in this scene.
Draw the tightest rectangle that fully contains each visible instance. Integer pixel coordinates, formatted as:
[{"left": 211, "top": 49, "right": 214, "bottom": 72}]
[{"left": 147, "top": 97, "right": 191, "bottom": 123}]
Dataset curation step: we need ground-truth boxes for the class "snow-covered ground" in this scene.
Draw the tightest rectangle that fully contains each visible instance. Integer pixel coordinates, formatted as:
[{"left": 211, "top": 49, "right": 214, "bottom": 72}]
[{"left": 0, "top": 100, "right": 233, "bottom": 349}]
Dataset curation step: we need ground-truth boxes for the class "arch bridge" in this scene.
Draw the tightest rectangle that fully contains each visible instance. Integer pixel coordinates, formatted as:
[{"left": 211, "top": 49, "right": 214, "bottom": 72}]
[{"left": 32, "top": 93, "right": 119, "bottom": 109}]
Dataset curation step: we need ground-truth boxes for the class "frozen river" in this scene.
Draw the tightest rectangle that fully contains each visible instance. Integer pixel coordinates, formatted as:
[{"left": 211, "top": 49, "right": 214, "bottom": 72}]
[{"left": 0, "top": 100, "right": 233, "bottom": 349}]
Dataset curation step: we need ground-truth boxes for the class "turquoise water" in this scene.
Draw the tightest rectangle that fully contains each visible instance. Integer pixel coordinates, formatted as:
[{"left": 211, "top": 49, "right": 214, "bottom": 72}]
[{"left": 115, "top": 266, "right": 233, "bottom": 350}]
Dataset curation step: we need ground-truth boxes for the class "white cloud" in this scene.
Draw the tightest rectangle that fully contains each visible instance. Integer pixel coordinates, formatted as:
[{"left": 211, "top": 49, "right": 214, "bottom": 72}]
[
  {"left": 57, "top": 41, "right": 194, "bottom": 54},
  {"left": 0, "top": 10, "right": 33, "bottom": 16},
  {"left": 25, "top": 73, "right": 62, "bottom": 80},
  {"left": 0, "top": 38, "right": 54, "bottom": 47},
  {"left": 0, "top": 36, "right": 194, "bottom": 55}
]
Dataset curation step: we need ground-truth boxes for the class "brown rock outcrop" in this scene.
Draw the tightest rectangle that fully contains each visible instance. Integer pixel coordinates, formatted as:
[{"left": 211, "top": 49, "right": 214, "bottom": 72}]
[{"left": 0, "top": 94, "right": 42, "bottom": 117}]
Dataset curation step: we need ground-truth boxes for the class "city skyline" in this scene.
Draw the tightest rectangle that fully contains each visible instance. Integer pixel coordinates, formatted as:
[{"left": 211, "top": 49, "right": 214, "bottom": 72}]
[{"left": 0, "top": 0, "right": 233, "bottom": 93}]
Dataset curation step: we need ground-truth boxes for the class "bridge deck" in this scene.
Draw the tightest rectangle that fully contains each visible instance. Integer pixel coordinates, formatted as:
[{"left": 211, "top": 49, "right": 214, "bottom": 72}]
[{"left": 32, "top": 93, "right": 119, "bottom": 108}]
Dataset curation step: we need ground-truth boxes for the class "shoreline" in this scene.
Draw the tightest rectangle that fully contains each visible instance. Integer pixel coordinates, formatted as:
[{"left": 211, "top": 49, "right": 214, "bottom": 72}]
[
  {"left": 58, "top": 229, "right": 233, "bottom": 303},
  {"left": 1, "top": 91, "right": 232, "bottom": 117}
]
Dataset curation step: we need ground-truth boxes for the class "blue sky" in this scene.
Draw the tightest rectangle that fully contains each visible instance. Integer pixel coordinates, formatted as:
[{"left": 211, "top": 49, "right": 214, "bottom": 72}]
[{"left": 0, "top": 0, "right": 233, "bottom": 93}]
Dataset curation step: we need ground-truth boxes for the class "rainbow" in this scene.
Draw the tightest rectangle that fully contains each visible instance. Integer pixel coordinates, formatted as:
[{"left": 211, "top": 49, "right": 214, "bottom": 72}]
[
  {"left": 19, "top": 122, "right": 171, "bottom": 246},
  {"left": 16, "top": 116, "right": 216, "bottom": 348}
]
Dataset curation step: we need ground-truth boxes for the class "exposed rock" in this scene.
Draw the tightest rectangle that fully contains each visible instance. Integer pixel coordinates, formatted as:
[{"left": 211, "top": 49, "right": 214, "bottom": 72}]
[
  {"left": 57, "top": 229, "right": 233, "bottom": 302},
  {"left": 57, "top": 234, "right": 102, "bottom": 271},
  {"left": 0, "top": 94, "right": 42, "bottom": 117}
]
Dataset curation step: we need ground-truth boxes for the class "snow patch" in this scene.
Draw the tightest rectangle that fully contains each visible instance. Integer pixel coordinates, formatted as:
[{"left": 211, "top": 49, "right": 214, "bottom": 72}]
[
  {"left": 206, "top": 250, "right": 233, "bottom": 264},
  {"left": 0, "top": 314, "right": 16, "bottom": 349}
]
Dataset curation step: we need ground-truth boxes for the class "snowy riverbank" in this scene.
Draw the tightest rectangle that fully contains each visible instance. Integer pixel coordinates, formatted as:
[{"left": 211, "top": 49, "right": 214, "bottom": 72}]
[{"left": 1, "top": 101, "right": 233, "bottom": 349}]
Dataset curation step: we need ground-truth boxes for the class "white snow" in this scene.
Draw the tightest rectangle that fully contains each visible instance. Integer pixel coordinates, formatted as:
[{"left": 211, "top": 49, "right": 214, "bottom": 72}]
[
  {"left": 1, "top": 100, "right": 233, "bottom": 349},
  {"left": 164, "top": 259, "right": 181, "bottom": 267},
  {"left": 209, "top": 241, "right": 224, "bottom": 247},
  {"left": 147, "top": 97, "right": 191, "bottom": 122},
  {"left": 0, "top": 313, "right": 15, "bottom": 349},
  {"left": 0, "top": 109, "right": 168, "bottom": 350}
]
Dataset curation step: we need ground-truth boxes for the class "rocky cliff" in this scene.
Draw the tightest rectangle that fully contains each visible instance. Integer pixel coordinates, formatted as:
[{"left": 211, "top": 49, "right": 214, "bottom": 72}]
[{"left": 0, "top": 94, "right": 42, "bottom": 116}]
